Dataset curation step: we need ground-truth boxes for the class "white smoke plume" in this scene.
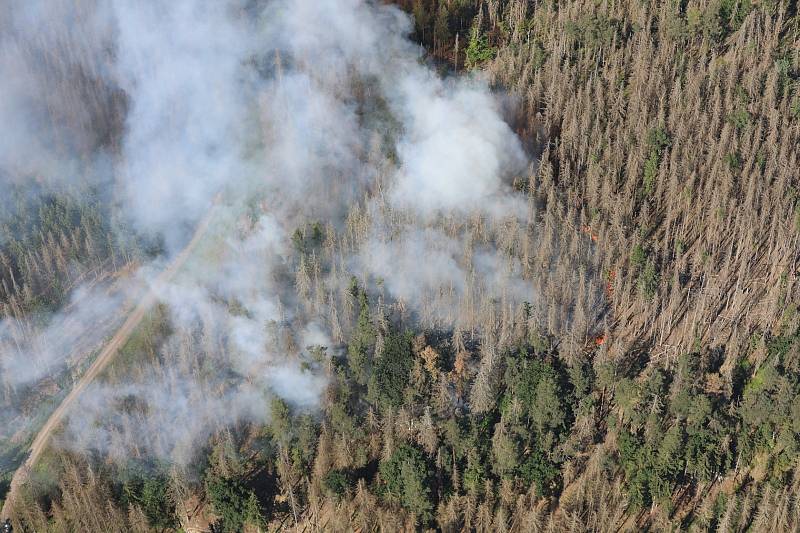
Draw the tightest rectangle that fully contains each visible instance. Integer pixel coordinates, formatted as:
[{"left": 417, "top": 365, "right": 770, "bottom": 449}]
[
  {"left": 111, "top": 0, "right": 261, "bottom": 250},
  {"left": 390, "top": 74, "right": 528, "bottom": 216},
  {"left": 0, "top": 283, "right": 134, "bottom": 388},
  {"left": 0, "top": 0, "right": 559, "bottom": 465}
]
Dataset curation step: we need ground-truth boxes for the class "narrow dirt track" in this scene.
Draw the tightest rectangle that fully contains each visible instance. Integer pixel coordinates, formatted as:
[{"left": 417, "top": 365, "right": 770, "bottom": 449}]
[{"left": 2, "top": 204, "right": 219, "bottom": 520}]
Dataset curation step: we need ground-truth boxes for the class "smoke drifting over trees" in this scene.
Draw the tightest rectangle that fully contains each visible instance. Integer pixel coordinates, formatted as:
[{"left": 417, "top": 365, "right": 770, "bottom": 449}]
[
  {"left": 1, "top": 0, "right": 562, "bottom": 466},
  {"left": 4, "top": 0, "right": 798, "bottom": 530}
]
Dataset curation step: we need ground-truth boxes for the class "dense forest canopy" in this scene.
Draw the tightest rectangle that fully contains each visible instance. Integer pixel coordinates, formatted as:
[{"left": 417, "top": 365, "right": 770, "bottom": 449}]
[{"left": 1, "top": 0, "right": 799, "bottom": 531}]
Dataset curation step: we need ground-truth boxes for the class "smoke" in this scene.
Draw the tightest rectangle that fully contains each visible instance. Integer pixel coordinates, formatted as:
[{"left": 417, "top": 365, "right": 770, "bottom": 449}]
[
  {"left": 63, "top": 374, "right": 270, "bottom": 465},
  {"left": 358, "top": 228, "right": 468, "bottom": 306},
  {"left": 111, "top": 0, "right": 261, "bottom": 250},
  {"left": 0, "top": 284, "right": 134, "bottom": 388},
  {"left": 0, "top": 0, "right": 569, "bottom": 466},
  {"left": 0, "top": 1, "right": 120, "bottom": 207},
  {"left": 0, "top": 282, "right": 136, "bottom": 444},
  {"left": 390, "top": 74, "right": 528, "bottom": 217}
]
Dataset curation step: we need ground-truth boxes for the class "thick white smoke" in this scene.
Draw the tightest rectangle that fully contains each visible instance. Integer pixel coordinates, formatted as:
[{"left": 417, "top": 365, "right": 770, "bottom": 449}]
[
  {"left": 390, "top": 74, "right": 528, "bottom": 216},
  {"left": 111, "top": 0, "right": 260, "bottom": 250},
  {"left": 0, "top": 0, "right": 544, "bottom": 464}
]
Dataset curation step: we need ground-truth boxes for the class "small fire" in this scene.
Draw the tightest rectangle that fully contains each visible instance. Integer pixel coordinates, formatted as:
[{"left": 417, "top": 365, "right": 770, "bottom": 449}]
[
  {"left": 581, "top": 225, "right": 599, "bottom": 241},
  {"left": 594, "top": 334, "right": 607, "bottom": 346}
]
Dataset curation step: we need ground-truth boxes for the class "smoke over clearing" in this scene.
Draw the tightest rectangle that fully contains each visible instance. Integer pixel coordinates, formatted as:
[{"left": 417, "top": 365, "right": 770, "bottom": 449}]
[{"left": 0, "top": 0, "right": 573, "bottom": 465}]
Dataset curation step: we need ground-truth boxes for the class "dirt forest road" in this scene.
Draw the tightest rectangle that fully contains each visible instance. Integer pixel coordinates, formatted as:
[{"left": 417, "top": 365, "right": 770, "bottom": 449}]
[{"left": 2, "top": 204, "right": 219, "bottom": 520}]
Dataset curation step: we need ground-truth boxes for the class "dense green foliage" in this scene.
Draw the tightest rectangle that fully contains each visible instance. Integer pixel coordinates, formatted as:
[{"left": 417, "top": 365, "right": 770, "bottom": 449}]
[
  {"left": 379, "top": 444, "right": 433, "bottom": 522},
  {"left": 368, "top": 331, "right": 413, "bottom": 409},
  {"left": 465, "top": 23, "right": 496, "bottom": 67},
  {"left": 205, "top": 473, "right": 262, "bottom": 532},
  {"left": 498, "top": 348, "right": 571, "bottom": 495},
  {"left": 121, "top": 470, "right": 178, "bottom": 531}
]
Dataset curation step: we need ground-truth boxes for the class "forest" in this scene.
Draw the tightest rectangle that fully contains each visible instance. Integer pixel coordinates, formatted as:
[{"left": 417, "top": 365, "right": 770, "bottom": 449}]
[{"left": 1, "top": 0, "right": 800, "bottom": 531}]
